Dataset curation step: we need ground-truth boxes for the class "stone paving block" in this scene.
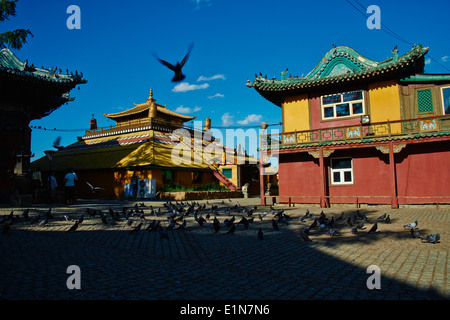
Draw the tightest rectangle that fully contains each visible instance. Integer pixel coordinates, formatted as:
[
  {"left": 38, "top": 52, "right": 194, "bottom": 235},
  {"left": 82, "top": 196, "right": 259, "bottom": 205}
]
[{"left": 0, "top": 198, "right": 448, "bottom": 300}]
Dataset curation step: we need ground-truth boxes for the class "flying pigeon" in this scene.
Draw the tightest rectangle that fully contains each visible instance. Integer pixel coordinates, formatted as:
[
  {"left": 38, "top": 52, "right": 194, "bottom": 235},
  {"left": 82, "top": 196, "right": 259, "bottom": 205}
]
[
  {"left": 53, "top": 136, "right": 64, "bottom": 150},
  {"left": 86, "top": 182, "right": 105, "bottom": 194},
  {"left": 152, "top": 43, "right": 194, "bottom": 82}
]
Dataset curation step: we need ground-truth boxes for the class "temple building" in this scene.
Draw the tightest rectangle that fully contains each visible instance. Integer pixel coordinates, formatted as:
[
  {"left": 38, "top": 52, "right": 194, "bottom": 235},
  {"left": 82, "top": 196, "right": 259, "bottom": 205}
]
[
  {"left": 248, "top": 44, "right": 450, "bottom": 208},
  {"left": 0, "top": 48, "right": 86, "bottom": 203},
  {"left": 31, "top": 88, "right": 260, "bottom": 200}
]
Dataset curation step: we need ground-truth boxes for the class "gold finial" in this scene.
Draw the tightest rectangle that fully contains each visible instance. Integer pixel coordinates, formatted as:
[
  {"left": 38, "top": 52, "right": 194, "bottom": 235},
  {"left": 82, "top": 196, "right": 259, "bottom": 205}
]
[{"left": 147, "top": 87, "right": 155, "bottom": 102}]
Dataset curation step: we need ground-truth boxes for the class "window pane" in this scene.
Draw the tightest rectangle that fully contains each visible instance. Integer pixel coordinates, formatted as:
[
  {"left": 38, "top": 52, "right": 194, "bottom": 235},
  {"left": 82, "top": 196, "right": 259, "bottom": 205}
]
[
  {"left": 222, "top": 168, "right": 232, "bottom": 178},
  {"left": 322, "top": 94, "right": 341, "bottom": 105},
  {"left": 164, "top": 170, "right": 173, "bottom": 180},
  {"left": 333, "top": 172, "right": 341, "bottom": 183},
  {"left": 417, "top": 89, "right": 433, "bottom": 113},
  {"left": 324, "top": 107, "right": 334, "bottom": 118},
  {"left": 344, "top": 171, "right": 352, "bottom": 182},
  {"left": 442, "top": 87, "right": 450, "bottom": 115},
  {"left": 336, "top": 103, "right": 350, "bottom": 117},
  {"left": 332, "top": 158, "right": 352, "bottom": 169},
  {"left": 343, "top": 91, "right": 363, "bottom": 102},
  {"left": 352, "top": 102, "right": 363, "bottom": 114}
]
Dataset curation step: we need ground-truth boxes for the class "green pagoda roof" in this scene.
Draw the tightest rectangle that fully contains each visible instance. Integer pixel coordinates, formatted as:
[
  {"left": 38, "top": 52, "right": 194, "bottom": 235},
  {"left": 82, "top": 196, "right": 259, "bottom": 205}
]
[
  {"left": 0, "top": 48, "right": 86, "bottom": 84},
  {"left": 0, "top": 48, "right": 87, "bottom": 120},
  {"left": 400, "top": 73, "right": 450, "bottom": 83},
  {"left": 247, "top": 44, "right": 428, "bottom": 106}
]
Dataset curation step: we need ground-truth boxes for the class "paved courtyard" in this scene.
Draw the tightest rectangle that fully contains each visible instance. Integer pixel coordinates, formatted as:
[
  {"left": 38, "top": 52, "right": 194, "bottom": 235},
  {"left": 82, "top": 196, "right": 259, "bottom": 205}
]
[{"left": 0, "top": 197, "right": 448, "bottom": 301}]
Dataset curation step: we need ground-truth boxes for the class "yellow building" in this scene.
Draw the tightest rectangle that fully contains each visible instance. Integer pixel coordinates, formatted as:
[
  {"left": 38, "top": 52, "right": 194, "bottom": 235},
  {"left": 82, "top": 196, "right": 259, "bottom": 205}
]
[
  {"left": 32, "top": 88, "right": 259, "bottom": 199},
  {"left": 248, "top": 44, "right": 450, "bottom": 207}
]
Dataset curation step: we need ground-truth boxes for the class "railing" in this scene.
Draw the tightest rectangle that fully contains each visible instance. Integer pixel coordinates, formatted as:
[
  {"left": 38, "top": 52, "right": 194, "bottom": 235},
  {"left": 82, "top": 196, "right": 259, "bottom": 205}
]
[
  {"left": 83, "top": 118, "right": 205, "bottom": 139},
  {"left": 262, "top": 114, "right": 450, "bottom": 149}
]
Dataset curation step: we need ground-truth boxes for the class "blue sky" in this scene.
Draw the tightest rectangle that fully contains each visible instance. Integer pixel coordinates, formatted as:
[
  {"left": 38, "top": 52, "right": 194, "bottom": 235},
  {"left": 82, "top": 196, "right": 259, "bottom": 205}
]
[{"left": 2, "top": 0, "right": 449, "bottom": 163}]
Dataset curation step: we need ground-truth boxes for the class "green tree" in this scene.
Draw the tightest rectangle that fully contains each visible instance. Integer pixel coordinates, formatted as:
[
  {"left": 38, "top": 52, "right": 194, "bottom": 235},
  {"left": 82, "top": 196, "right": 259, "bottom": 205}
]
[{"left": 0, "top": 0, "right": 33, "bottom": 49}]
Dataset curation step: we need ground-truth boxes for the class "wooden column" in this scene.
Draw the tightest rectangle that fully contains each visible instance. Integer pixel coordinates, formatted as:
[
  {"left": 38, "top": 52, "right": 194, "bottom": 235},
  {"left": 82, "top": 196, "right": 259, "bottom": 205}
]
[
  {"left": 319, "top": 146, "right": 328, "bottom": 208},
  {"left": 259, "top": 147, "right": 266, "bottom": 206},
  {"left": 388, "top": 141, "right": 399, "bottom": 209}
]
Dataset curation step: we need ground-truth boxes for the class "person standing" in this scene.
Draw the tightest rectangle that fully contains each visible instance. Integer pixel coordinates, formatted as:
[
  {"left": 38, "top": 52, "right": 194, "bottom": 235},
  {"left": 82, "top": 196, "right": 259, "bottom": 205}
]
[
  {"left": 64, "top": 168, "right": 78, "bottom": 205},
  {"left": 31, "top": 167, "right": 43, "bottom": 204},
  {"left": 48, "top": 171, "right": 58, "bottom": 203}
]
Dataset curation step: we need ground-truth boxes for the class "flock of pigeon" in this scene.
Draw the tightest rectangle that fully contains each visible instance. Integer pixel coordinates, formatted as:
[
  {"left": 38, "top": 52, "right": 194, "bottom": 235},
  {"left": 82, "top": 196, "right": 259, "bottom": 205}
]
[
  {"left": 0, "top": 201, "right": 441, "bottom": 245},
  {"left": 404, "top": 219, "right": 441, "bottom": 244}
]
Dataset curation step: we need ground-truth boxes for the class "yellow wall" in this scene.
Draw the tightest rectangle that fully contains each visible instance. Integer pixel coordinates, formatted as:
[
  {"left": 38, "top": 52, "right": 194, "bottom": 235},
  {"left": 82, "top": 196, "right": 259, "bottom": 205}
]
[
  {"left": 219, "top": 165, "right": 238, "bottom": 188},
  {"left": 368, "top": 80, "right": 402, "bottom": 133},
  {"left": 282, "top": 94, "right": 310, "bottom": 132},
  {"left": 113, "top": 169, "right": 152, "bottom": 198}
]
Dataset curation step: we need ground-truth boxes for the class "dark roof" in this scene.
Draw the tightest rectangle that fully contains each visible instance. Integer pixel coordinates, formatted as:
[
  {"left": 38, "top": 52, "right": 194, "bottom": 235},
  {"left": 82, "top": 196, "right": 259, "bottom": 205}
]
[
  {"left": 0, "top": 48, "right": 87, "bottom": 120},
  {"left": 0, "top": 48, "right": 86, "bottom": 85},
  {"left": 247, "top": 44, "right": 429, "bottom": 106}
]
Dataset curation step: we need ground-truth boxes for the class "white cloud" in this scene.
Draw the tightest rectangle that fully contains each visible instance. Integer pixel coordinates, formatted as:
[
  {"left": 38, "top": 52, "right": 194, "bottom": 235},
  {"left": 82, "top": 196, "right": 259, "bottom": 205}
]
[
  {"left": 192, "top": 0, "right": 212, "bottom": 10},
  {"left": 172, "top": 82, "right": 210, "bottom": 92},
  {"left": 425, "top": 58, "right": 431, "bottom": 65},
  {"left": 221, "top": 112, "right": 234, "bottom": 126},
  {"left": 208, "top": 93, "right": 225, "bottom": 99},
  {"left": 441, "top": 56, "right": 449, "bottom": 63},
  {"left": 175, "top": 105, "right": 202, "bottom": 114},
  {"left": 237, "top": 114, "right": 263, "bottom": 125},
  {"left": 197, "top": 74, "right": 226, "bottom": 82}
]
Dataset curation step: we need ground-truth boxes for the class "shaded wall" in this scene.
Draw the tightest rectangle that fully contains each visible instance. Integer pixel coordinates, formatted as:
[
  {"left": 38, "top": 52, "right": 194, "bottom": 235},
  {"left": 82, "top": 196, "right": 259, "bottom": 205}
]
[{"left": 278, "top": 141, "right": 450, "bottom": 205}]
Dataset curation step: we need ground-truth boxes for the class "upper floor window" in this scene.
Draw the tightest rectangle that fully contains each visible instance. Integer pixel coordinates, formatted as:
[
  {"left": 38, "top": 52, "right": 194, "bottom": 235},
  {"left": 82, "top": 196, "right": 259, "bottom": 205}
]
[
  {"left": 321, "top": 90, "right": 365, "bottom": 120},
  {"left": 417, "top": 89, "right": 434, "bottom": 113},
  {"left": 441, "top": 86, "right": 450, "bottom": 115}
]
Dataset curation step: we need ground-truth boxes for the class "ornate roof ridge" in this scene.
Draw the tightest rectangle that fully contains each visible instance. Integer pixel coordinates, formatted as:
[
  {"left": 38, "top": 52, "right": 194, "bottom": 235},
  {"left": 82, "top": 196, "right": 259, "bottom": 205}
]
[
  {"left": 247, "top": 44, "right": 429, "bottom": 106},
  {"left": 103, "top": 87, "right": 196, "bottom": 122},
  {"left": 0, "top": 48, "right": 86, "bottom": 84}
]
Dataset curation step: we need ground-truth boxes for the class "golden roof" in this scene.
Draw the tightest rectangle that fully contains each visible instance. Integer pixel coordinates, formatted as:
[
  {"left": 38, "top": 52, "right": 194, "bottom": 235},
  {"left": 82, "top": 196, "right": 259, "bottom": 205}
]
[{"left": 103, "top": 87, "right": 196, "bottom": 122}]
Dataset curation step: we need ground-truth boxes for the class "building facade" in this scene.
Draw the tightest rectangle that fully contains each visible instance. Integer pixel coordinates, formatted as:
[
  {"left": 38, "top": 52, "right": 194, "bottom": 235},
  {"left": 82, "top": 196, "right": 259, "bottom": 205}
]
[
  {"left": 248, "top": 44, "right": 450, "bottom": 208},
  {"left": 32, "top": 88, "right": 260, "bottom": 200},
  {"left": 0, "top": 48, "right": 86, "bottom": 203}
]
